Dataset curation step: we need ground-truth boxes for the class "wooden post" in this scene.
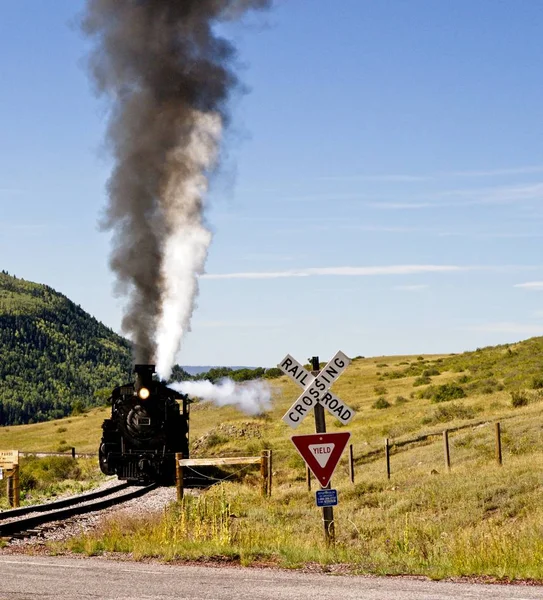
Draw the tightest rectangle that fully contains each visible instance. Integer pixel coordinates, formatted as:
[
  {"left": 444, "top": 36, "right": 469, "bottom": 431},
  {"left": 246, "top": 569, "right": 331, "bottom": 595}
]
[
  {"left": 175, "top": 452, "right": 184, "bottom": 501},
  {"left": 348, "top": 443, "right": 355, "bottom": 484},
  {"left": 312, "top": 356, "right": 335, "bottom": 546},
  {"left": 495, "top": 422, "right": 502, "bottom": 466},
  {"left": 267, "top": 449, "right": 273, "bottom": 497},
  {"left": 385, "top": 438, "right": 391, "bottom": 479},
  {"left": 443, "top": 430, "right": 451, "bottom": 471},
  {"left": 7, "top": 466, "right": 19, "bottom": 508},
  {"left": 6, "top": 470, "right": 13, "bottom": 508},
  {"left": 260, "top": 450, "right": 269, "bottom": 497},
  {"left": 306, "top": 466, "right": 311, "bottom": 491}
]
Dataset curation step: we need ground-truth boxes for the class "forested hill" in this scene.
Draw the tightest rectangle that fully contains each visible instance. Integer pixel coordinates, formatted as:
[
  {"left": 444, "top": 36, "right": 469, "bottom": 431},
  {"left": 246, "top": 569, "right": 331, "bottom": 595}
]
[{"left": 0, "top": 271, "right": 132, "bottom": 425}]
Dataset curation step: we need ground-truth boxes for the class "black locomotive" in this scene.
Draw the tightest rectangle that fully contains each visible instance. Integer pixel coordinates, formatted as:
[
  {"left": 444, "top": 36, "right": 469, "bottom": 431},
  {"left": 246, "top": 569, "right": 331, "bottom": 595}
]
[{"left": 99, "top": 364, "right": 190, "bottom": 485}]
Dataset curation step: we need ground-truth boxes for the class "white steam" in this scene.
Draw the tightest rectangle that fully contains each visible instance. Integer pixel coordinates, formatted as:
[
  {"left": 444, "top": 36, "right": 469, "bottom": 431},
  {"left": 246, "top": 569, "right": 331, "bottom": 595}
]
[
  {"left": 171, "top": 378, "right": 272, "bottom": 416},
  {"left": 155, "top": 112, "right": 222, "bottom": 379}
]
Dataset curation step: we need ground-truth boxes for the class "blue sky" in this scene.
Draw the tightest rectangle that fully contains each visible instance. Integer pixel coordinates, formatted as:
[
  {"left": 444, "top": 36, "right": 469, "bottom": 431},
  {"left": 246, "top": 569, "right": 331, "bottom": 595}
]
[{"left": 2, "top": 1, "right": 543, "bottom": 367}]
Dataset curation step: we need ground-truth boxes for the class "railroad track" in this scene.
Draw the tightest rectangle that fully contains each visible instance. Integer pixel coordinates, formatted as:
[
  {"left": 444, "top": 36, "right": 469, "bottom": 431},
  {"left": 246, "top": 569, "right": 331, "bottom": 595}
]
[{"left": 0, "top": 482, "right": 158, "bottom": 538}]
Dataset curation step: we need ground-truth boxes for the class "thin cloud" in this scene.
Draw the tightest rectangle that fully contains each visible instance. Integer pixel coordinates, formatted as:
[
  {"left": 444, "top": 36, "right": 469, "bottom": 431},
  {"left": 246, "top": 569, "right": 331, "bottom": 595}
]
[
  {"left": 202, "top": 265, "right": 468, "bottom": 280},
  {"left": 317, "top": 165, "right": 543, "bottom": 184},
  {"left": 317, "top": 174, "right": 430, "bottom": 183},
  {"left": 0, "top": 188, "right": 25, "bottom": 195},
  {"left": 392, "top": 284, "right": 429, "bottom": 291},
  {"left": 464, "top": 322, "right": 543, "bottom": 335},
  {"left": 203, "top": 264, "right": 542, "bottom": 280},
  {"left": 514, "top": 281, "right": 543, "bottom": 290},
  {"left": 366, "top": 183, "right": 543, "bottom": 211},
  {"left": 445, "top": 165, "right": 543, "bottom": 178},
  {"left": 194, "top": 319, "right": 288, "bottom": 329}
]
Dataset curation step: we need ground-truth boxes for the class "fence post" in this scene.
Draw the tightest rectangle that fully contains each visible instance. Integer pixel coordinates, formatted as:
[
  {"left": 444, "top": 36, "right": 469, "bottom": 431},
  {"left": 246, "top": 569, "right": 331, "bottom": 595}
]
[
  {"left": 267, "top": 450, "right": 273, "bottom": 497},
  {"left": 71, "top": 447, "right": 76, "bottom": 459},
  {"left": 7, "top": 466, "right": 20, "bottom": 508},
  {"left": 349, "top": 444, "right": 355, "bottom": 484},
  {"left": 260, "top": 450, "right": 269, "bottom": 497},
  {"left": 385, "top": 438, "right": 391, "bottom": 479},
  {"left": 175, "top": 453, "right": 183, "bottom": 501},
  {"left": 495, "top": 422, "right": 502, "bottom": 465},
  {"left": 443, "top": 430, "right": 451, "bottom": 471}
]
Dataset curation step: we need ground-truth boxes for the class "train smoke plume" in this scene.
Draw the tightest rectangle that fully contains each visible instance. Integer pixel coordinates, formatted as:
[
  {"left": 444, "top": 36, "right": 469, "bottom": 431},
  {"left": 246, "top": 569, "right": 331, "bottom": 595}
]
[
  {"left": 171, "top": 379, "right": 272, "bottom": 415},
  {"left": 83, "top": 1, "right": 269, "bottom": 378}
]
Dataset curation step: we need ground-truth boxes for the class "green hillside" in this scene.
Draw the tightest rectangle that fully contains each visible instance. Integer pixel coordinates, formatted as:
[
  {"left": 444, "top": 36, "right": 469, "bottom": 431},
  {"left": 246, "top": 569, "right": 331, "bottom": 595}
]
[{"left": 0, "top": 271, "right": 131, "bottom": 425}]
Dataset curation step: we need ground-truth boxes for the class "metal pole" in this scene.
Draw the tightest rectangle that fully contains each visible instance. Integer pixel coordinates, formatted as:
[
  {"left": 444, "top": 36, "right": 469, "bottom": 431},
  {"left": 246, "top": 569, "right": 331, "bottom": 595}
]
[
  {"left": 312, "top": 356, "right": 335, "bottom": 546},
  {"left": 443, "top": 430, "right": 451, "bottom": 471},
  {"left": 13, "top": 465, "right": 19, "bottom": 508},
  {"left": 495, "top": 422, "right": 502, "bottom": 466},
  {"left": 385, "top": 438, "right": 391, "bottom": 479},
  {"left": 306, "top": 466, "right": 311, "bottom": 491},
  {"left": 349, "top": 443, "right": 355, "bottom": 484}
]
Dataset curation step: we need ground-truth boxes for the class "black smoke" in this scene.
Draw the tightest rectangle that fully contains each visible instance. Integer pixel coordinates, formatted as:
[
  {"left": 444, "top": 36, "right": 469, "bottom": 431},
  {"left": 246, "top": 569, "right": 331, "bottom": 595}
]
[{"left": 82, "top": 0, "right": 270, "bottom": 368}]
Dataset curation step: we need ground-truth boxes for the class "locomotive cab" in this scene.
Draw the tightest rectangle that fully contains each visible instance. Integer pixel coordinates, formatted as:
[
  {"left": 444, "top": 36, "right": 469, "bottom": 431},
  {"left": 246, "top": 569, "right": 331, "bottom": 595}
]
[{"left": 99, "top": 364, "right": 190, "bottom": 485}]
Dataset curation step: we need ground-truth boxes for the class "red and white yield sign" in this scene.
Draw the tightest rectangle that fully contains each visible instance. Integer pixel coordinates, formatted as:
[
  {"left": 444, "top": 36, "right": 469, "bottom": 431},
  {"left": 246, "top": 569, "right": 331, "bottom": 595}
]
[
  {"left": 291, "top": 432, "right": 351, "bottom": 487},
  {"left": 279, "top": 351, "right": 355, "bottom": 428}
]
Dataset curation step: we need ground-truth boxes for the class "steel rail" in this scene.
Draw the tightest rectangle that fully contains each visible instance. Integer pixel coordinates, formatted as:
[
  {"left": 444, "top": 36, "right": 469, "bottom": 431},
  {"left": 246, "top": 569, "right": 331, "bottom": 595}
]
[
  {"left": 0, "top": 483, "right": 158, "bottom": 538},
  {"left": 0, "top": 482, "right": 131, "bottom": 521}
]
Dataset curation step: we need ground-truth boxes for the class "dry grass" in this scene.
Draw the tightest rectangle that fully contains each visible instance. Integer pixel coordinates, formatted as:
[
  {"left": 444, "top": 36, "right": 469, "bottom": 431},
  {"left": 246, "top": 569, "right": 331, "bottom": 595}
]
[{"left": 6, "top": 343, "right": 543, "bottom": 578}]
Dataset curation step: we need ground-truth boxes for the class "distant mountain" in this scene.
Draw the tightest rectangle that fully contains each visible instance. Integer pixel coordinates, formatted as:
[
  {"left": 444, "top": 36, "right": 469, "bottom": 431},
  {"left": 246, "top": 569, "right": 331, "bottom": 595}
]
[
  {"left": 181, "top": 366, "right": 255, "bottom": 376},
  {"left": 0, "top": 271, "right": 132, "bottom": 425}
]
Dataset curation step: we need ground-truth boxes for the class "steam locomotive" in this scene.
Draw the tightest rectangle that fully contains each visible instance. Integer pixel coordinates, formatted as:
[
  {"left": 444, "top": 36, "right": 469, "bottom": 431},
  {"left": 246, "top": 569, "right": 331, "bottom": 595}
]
[{"left": 99, "top": 364, "right": 190, "bottom": 485}]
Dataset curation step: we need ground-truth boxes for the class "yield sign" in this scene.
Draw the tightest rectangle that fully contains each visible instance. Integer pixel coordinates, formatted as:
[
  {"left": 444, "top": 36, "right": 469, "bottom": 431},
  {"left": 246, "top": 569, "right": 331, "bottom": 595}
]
[{"left": 291, "top": 432, "right": 351, "bottom": 487}]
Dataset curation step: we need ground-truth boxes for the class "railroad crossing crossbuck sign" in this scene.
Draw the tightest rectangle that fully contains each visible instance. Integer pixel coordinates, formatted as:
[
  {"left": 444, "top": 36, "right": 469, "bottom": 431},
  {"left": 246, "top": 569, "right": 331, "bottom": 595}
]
[{"left": 279, "top": 351, "right": 356, "bottom": 428}]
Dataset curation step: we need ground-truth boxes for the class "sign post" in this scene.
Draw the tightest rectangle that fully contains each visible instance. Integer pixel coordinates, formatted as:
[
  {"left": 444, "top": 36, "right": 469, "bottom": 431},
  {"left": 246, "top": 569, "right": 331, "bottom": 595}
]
[
  {"left": 0, "top": 451, "right": 19, "bottom": 508},
  {"left": 278, "top": 353, "right": 357, "bottom": 547}
]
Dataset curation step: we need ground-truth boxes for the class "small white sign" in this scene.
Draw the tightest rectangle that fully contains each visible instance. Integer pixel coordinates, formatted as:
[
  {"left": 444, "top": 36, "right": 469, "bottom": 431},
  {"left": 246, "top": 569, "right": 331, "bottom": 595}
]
[
  {"left": 308, "top": 443, "right": 334, "bottom": 468},
  {"left": 0, "top": 468, "right": 4, "bottom": 480}
]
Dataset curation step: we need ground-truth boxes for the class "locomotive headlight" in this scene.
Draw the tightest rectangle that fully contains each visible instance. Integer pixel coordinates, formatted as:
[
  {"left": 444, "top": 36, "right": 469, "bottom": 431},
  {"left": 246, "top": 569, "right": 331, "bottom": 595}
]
[{"left": 138, "top": 387, "right": 150, "bottom": 400}]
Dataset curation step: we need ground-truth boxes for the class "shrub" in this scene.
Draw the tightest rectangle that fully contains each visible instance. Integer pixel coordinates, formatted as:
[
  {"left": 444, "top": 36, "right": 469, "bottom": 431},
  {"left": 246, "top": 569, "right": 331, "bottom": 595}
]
[
  {"left": 531, "top": 376, "right": 543, "bottom": 390},
  {"left": 395, "top": 395, "right": 408, "bottom": 405},
  {"left": 421, "top": 402, "right": 476, "bottom": 425},
  {"left": 423, "top": 367, "right": 440, "bottom": 377},
  {"left": 71, "top": 401, "right": 86, "bottom": 416},
  {"left": 372, "top": 397, "right": 391, "bottom": 409},
  {"left": 263, "top": 368, "right": 283, "bottom": 379},
  {"left": 511, "top": 390, "right": 529, "bottom": 408},
  {"left": 376, "top": 362, "right": 388, "bottom": 368},
  {"left": 419, "top": 383, "right": 466, "bottom": 403},
  {"left": 373, "top": 385, "right": 387, "bottom": 395},
  {"left": 413, "top": 375, "right": 431, "bottom": 387},
  {"left": 57, "top": 427, "right": 67, "bottom": 433},
  {"left": 432, "top": 383, "right": 466, "bottom": 403}
]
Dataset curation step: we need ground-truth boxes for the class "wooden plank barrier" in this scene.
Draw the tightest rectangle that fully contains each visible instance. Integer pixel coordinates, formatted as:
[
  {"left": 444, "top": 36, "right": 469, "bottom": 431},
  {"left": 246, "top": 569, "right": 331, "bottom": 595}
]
[{"left": 176, "top": 450, "right": 272, "bottom": 499}]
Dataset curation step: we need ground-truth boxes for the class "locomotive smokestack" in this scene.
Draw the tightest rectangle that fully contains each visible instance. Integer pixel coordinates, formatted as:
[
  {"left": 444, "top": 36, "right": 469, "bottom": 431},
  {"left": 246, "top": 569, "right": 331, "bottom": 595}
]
[
  {"left": 134, "top": 364, "right": 155, "bottom": 399},
  {"left": 82, "top": 0, "right": 270, "bottom": 378}
]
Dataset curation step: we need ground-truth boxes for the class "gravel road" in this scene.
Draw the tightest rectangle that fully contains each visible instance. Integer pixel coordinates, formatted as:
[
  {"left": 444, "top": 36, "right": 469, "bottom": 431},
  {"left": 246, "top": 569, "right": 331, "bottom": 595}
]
[{"left": 0, "top": 555, "right": 542, "bottom": 600}]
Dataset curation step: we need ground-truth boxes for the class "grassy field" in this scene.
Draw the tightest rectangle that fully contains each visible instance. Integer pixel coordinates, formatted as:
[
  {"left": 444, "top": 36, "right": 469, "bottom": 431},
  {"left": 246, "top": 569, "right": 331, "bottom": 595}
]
[{"left": 3, "top": 337, "right": 543, "bottom": 578}]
